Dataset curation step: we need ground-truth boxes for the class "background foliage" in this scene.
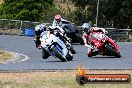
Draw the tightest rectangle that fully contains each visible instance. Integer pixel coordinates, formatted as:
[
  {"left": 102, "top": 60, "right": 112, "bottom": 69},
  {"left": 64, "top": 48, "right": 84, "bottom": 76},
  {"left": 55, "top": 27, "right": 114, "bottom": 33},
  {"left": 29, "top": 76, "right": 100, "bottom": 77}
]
[
  {"left": 72, "top": 0, "right": 132, "bottom": 28},
  {"left": 0, "top": 0, "right": 59, "bottom": 22},
  {"left": 0, "top": 0, "right": 131, "bottom": 28}
]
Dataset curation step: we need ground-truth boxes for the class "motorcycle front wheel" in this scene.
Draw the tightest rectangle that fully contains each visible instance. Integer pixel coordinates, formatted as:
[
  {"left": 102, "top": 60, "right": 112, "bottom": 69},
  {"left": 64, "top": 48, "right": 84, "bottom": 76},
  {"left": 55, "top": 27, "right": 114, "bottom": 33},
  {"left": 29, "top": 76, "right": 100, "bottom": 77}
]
[
  {"left": 57, "top": 52, "right": 67, "bottom": 62},
  {"left": 51, "top": 46, "right": 67, "bottom": 62},
  {"left": 66, "top": 51, "right": 73, "bottom": 61}
]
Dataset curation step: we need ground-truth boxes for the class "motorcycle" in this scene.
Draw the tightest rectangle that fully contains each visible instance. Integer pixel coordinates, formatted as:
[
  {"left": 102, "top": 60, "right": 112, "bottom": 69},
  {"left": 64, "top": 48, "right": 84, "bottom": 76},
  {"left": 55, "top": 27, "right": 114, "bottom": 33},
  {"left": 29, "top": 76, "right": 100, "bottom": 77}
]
[
  {"left": 61, "top": 22, "right": 84, "bottom": 45},
  {"left": 51, "top": 26, "right": 76, "bottom": 54},
  {"left": 88, "top": 32, "right": 121, "bottom": 58},
  {"left": 40, "top": 32, "right": 73, "bottom": 62}
]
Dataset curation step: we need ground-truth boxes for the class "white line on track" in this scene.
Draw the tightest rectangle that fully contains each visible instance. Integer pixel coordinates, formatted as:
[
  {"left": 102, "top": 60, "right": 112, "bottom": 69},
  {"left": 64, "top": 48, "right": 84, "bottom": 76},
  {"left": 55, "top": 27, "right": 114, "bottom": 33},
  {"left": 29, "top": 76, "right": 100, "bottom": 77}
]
[{"left": 2, "top": 51, "right": 29, "bottom": 64}]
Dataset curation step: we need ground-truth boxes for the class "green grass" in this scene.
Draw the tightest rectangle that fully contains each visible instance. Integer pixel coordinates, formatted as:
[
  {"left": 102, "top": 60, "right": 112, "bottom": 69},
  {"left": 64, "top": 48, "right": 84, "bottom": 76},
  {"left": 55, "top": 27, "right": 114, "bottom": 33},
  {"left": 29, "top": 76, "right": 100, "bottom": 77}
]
[
  {"left": 0, "top": 78, "right": 131, "bottom": 88},
  {"left": 0, "top": 29, "right": 21, "bottom": 35},
  {"left": 0, "top": 50, "right": 13, "bottom": 63}
]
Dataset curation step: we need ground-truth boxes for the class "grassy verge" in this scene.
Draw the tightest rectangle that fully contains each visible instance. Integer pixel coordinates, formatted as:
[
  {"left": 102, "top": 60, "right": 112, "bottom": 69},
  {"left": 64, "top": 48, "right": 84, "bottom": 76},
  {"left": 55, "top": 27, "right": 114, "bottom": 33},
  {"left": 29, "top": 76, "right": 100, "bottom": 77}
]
[
  {"left": 0, "top": 70, "right": 131, "bottom": 88},
  {"left": 0, "top": 29, "right": 21, "bottom": 35},
  {"left": 0, "top": 50, "right": 13, "bottom": 63}
]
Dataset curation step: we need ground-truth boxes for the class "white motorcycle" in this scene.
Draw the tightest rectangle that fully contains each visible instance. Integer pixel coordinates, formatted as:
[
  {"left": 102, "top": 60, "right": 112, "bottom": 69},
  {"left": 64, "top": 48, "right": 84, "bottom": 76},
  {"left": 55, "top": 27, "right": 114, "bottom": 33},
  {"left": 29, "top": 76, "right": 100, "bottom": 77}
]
[
  {"left": 51, "top": 26, "right": 76, "bottom": 54},
  {"left": 40, "top": 31, "right": 73, "bottom": 62}
]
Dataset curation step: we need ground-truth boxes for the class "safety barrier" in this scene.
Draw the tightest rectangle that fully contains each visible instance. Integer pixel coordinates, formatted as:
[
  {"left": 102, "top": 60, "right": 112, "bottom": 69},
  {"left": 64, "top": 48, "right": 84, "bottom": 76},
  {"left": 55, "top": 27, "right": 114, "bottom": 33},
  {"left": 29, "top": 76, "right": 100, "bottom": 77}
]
[
  {"left": 0, "top": 19, "right": 132, "bottom": 42},
  {"left": 77, "top": 27, "right": 132, "bottom": 42},
  {"left": 106, "top": 29, "right": 132, "bottom": 42}
]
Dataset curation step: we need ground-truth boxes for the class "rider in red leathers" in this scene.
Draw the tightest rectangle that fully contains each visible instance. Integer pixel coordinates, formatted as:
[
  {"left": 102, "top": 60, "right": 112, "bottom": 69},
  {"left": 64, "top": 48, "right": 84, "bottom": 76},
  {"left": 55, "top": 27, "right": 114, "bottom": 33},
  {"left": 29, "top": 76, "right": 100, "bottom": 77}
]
[{"left": 82, "top": 23, "right": 118, "bottom": 57}]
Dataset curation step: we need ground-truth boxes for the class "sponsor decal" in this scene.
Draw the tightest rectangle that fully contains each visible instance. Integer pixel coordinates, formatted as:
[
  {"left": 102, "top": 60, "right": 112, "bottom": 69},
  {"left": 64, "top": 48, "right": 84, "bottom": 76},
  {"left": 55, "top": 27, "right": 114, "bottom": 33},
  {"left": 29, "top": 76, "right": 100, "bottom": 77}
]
[{"left": 76, "top": 66, "right": 131, "bottom": 85}]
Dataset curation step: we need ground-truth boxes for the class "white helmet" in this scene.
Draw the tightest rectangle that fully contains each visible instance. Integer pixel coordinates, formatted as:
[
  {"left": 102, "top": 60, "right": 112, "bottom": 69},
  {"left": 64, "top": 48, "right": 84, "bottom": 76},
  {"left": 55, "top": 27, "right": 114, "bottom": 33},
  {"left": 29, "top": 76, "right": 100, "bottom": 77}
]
[
  {"left": 40, "top": 24, "right": 46, "bottom": 30},
  {"left": 35, "top": 25, "right": 40, "bottom": 31},
  {"left": 82, "top": 23, "right": 91, "bottom": 32},
  {"left": 35, "top": 24, "right": 46, "bottom": 31},
  {"left": 82, "top": 23, "right": 91, "bottom": 29}
]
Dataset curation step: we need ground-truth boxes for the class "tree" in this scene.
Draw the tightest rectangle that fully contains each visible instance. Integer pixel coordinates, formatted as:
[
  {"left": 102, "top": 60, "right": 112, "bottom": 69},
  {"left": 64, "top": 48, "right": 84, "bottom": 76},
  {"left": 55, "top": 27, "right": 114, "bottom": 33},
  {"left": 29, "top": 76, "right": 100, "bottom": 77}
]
[
  {"left": 99, "top": 0, "right": 132, "bottom": 28},
  {"left": 72, "top": 0, "right": 132, "bottom": 28},
  {"left": 72, "top": 0, "right": 97, "bottom": 25},
  {"left": 0, "top": 0, "right": 56, "bottom": 22}
]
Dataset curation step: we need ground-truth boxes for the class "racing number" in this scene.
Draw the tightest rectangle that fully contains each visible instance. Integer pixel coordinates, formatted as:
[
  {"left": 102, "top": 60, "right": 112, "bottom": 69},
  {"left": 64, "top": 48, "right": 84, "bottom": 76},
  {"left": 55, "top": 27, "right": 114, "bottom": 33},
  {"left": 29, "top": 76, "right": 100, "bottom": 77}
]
[{"left": 102, "top": 34, "right": 107, "bottom": 42}]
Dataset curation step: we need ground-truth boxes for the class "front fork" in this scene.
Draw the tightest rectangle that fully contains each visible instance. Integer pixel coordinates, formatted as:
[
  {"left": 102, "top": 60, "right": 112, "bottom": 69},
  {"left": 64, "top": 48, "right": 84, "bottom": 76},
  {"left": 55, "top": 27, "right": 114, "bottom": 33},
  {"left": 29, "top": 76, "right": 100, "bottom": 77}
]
[{"left": 56, "top": 38, "right": 68, "bottom": 57}]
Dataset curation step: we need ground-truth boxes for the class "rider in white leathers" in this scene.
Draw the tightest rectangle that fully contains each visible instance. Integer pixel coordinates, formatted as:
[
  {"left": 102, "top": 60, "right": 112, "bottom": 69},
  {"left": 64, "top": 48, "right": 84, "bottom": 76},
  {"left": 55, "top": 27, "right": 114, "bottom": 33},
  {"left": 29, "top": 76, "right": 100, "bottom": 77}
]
[{"left": 48, "top": 26, "right": 71, "bottom": 44}]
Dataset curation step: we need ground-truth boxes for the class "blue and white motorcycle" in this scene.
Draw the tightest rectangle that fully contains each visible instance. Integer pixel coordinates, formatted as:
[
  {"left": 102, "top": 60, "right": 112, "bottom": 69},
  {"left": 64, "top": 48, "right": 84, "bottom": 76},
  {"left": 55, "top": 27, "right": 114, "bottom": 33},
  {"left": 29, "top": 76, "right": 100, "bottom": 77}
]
[{"left": 40, "top": 31, "right": 73, "bottom": 62}]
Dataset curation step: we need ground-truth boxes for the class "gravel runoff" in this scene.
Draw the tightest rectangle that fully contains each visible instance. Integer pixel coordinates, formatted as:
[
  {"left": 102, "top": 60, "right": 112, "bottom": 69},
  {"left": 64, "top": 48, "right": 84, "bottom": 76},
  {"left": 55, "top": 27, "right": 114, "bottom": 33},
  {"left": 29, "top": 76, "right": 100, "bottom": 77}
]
[{"left": 1, "top": 51, "right": 29, "bottom": 64}]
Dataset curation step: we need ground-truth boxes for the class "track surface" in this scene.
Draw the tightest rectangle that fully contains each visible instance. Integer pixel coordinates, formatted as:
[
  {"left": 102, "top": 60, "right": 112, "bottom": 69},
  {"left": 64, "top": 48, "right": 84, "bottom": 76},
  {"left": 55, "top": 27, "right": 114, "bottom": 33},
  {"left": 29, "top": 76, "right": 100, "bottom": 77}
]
[{"left": 0, "top": 35, "right": 132, "bottom": 71}]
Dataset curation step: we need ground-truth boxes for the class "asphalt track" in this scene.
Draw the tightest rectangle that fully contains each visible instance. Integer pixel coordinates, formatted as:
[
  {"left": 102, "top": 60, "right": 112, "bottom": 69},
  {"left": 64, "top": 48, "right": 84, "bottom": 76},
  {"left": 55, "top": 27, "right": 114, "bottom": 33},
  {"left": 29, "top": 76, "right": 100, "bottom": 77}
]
[{"left": 0, "top": 35, "right": 132, "bottom": 71}]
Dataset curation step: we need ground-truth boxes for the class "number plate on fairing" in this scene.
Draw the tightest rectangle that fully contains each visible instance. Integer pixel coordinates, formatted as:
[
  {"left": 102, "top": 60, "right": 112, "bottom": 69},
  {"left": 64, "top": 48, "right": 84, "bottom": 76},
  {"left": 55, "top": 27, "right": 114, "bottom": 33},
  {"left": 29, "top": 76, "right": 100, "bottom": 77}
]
[{"left": 101, "top": 34, "right": 107, "bottom": 42}]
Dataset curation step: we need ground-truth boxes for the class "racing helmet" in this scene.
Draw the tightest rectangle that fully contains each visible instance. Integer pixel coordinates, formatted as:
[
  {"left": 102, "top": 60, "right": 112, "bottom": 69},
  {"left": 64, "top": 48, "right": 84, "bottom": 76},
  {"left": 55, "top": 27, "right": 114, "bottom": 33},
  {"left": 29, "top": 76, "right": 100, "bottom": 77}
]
[
  {"left": 54, "top": 14, "right": 61, "bottom": 22},
  {"left": 40, "top": 23, "right": 46, "bottom": 31},
  {"left": 35, "top": 25, "right": 40, "bottom": 31},
  {"left": 35, "top": 24, "right": 46, "bottom": 32},
  {"left": 82, "top": 23, "right": 91, "bottom": 32}
]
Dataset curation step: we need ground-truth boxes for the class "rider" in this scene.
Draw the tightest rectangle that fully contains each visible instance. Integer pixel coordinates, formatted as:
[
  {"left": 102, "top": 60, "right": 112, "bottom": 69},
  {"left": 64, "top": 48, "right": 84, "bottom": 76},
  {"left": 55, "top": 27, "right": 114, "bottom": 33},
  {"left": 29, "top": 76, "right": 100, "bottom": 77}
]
[
  {"left": 48, "top": 25, "right": 71, "bottom": 44},
  {"left": 82, "top": 23, "right": 108, "bottom": 56},
  {"left": 35, "top": 24, "right": 71, "bottom": 59},
  {"left": 34, "top": 23, "right": 47, "bottom": 48},
  {"left": 52, "top": 14, "right": 73, "bottom": 42},
  {"left": 52, "top": 14, "right": 70, "bottom": 27}
]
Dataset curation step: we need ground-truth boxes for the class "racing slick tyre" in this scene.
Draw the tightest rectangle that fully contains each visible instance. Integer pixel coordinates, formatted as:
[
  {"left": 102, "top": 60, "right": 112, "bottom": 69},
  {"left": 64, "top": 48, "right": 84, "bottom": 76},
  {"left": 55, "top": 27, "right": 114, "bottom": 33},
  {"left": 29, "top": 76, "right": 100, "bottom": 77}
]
[
  {"left": 66, "top": 51, "right": 73, "bottom": 61},
  {"left": 88, "top": 54, "right": 92, "bottom": 57},
  {"left": 70, "top": 46, "right": 76, "bottom": 54},
  {"left": 115, "top": 52, "right": 121, "bottom": 58},
  {"left": 42, "top": 48, "right": 50, "bottom": 59},
  {"left": 76, "top": 34, "right": 85, "bottom": 45},
  {"left": 57, "top": 53, "right": 67, "bottom": 62},
  {"left": 52, "top": 46, "right": 67, "bottom": 62},
  {"left": 80, "top": 40, "right": 85, "bottom": 45},
  {"left": 50, "top": 44, "right": 67, "bottom": 62},
  {"left": 87, "top": 52, "right": 92, "bottom": 57}
]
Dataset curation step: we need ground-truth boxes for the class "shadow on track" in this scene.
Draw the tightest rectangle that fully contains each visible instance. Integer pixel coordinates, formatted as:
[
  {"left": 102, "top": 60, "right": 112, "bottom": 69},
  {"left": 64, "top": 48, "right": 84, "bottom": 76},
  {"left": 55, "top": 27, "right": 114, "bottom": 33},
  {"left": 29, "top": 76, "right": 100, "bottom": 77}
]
[
  {"left": 72, "top": 43, "right": 82, "bottom": 45},
  {"left": 46, "top": 60, "right": 76, "bottom": 63},
  {"left": 88, "top": 56, "right": 117, "bottom": 59}
]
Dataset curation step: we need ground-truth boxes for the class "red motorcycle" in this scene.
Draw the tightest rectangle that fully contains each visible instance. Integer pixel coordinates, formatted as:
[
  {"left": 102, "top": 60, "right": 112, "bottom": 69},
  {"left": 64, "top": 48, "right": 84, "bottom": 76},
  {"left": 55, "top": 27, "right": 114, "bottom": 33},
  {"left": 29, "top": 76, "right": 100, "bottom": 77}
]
[{"left": 88, "top": 32, "right": 121, "bottom": 58}]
